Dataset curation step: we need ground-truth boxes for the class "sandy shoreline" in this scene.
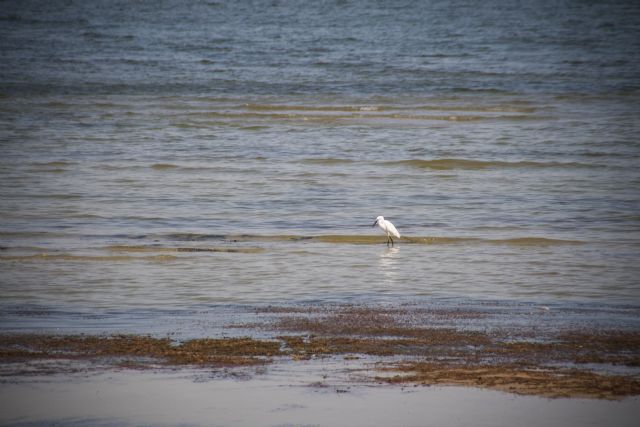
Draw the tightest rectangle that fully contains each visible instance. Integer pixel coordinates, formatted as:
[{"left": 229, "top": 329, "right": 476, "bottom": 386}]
[{"left": 2, "top": 369, "right": 639, "bottom": 427}]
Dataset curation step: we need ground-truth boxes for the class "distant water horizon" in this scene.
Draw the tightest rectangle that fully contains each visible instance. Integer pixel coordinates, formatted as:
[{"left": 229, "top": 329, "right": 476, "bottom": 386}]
[{"left": 2, "top": 0, "right": 640, "bottom": 97}]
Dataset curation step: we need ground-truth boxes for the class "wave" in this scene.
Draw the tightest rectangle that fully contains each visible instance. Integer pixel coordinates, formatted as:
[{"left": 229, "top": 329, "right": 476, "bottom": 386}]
[
  {"left": 299, "top": 158, "right": 355, "bottom": 165},
  {"left": 151, "top": 163, "right": 180, "bottom": 170},
  {"left": 414, "top": 105, "right": 536, "bottom": 114},
  {"left": 31, "top": 161, "right": 77, "bottom": 168},
  {"left": 29, "top": 193, "right": 83, "bottom": 200},
  {"left": 0, "top": 233, "right": 586, "bottom": 251},
  {"left": 386, "top": 114, "right": 538, "bottom": 122},
  {"left": 384, "top": 159, "right": 595, "bottom": 170},
  {"left": 281, "top": 158, "right": 596, "bottom": 170},
  {"left": 100, "top": 163, "right": 219, "bottom": 172},
  {"left": 166, "top": 234, "right": 585, "bottom": 246},
  {"left": 108, "top": 245, "right": 264, "bottom": 254},
  {"left": 318, "top": 235, "right": 585, "bottom": 246},
  {"left": 29, "top": 161, "right": 75, "bottom": 173},
  {"left": 0, "top": 231, "right": 68, "bottom": 238},
  {"left": 0, "top": 254, "right": 177, "bottom": 262},
  {"left": 185, "top": 111, "right": 537, "bottom": 123},
  {"left": 150, "top": 163, "right": 233, "bottom": 172},
  {"left": 402, "top": 236, "right": 585, "bottom": 246},
  {"left": 241, "top": 104, "right": 385, "bottom": 112},
  {"left": 205, "top": 102, "right": 539, "bottom": 115}
]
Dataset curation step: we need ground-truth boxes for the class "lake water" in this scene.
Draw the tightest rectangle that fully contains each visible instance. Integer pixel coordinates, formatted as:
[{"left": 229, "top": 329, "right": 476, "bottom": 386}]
[{"left": 1, "top": 0, "right": 640, "bottom": 332}]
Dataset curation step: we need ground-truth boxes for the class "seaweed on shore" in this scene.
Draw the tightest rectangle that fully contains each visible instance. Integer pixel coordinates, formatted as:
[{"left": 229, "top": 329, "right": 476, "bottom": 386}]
[
  {"left": 1, "top": 305, "right": 639, "bottom": 399},
  {"left": 377, "top": 362, "right": 640, "bottom": 400},
  {"left": 0, "top": 335, "right": 281, "bottom": 369}
]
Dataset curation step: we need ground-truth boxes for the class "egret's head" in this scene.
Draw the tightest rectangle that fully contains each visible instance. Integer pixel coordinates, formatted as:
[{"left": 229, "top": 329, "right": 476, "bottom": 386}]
[{"left": 372, "top": 215, "right": 384, "bottom": 226}]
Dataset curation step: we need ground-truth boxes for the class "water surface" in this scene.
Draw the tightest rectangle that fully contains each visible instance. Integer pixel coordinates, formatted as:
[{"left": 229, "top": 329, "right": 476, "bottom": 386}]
[{"left": 1, "top": 0, "right": 639, "bottom": 329}]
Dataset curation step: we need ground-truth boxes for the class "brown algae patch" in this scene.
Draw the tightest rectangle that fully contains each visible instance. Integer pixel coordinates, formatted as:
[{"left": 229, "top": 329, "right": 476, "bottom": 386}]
[
  {"left": 108, "top": 245, "right": 264, "bottom": 254},
  {"left": 0, "top": 254, "right": 178, "bottom": 262},
  {"left": 495, "top": 331, "right": 640, "bottom": 367},
  {"left": 378, "top": 363, "right": 640, "bottom": 400},
  {"left": 0, "top": 335, "right": 281, "bottom": 370}
]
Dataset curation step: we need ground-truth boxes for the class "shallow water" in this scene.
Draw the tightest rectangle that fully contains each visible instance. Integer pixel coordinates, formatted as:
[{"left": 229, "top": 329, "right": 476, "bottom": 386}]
[
  {"left": 1, "top": 1, "right": 640, "bottom": 328},
  {"left": 0, "top": 237, "right": 638, "bottom": 308}
]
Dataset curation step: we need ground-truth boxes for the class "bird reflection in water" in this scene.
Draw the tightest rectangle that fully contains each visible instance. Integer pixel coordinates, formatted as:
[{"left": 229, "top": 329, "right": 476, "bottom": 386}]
[{"left": 378, "top": 247, "right": 400, "bottom": 284}]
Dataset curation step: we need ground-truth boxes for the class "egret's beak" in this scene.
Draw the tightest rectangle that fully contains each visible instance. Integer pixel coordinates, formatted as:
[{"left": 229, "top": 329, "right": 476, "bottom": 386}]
[{"left": 372, "top": 219, "right": 378, "bottom": 227}]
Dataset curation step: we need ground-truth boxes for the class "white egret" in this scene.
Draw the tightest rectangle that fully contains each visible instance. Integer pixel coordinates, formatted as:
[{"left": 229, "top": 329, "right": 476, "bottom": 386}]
[{"left": 372, "top": 216, "right": 401, "bottom": 246}]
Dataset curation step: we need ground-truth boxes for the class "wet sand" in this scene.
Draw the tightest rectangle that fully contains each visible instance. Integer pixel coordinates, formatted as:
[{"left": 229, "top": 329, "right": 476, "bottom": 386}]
[{"left": 2, "top": 370, "right": 639, "bottom": 427}]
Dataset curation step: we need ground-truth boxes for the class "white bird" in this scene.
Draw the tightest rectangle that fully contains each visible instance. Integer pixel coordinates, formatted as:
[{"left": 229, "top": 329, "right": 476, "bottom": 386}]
[{"left": 372, "top": 216, "right": 401, "bottom": 246}]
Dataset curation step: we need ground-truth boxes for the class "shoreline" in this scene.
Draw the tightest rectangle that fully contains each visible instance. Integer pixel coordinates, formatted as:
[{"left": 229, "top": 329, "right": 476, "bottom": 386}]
[{"left": 2, "top": 304, "right": 639, "bottom": 401}]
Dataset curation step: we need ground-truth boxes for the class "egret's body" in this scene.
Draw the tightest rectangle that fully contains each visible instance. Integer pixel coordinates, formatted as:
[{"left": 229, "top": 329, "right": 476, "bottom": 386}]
[{"left": 373, "top": 216, "right": 400, "bottom": 246}]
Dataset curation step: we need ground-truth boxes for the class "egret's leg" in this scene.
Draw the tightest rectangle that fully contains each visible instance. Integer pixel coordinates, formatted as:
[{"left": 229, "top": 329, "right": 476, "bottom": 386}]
[{"left": 390, "top": 236, "right": 394, "bottom": 247}]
